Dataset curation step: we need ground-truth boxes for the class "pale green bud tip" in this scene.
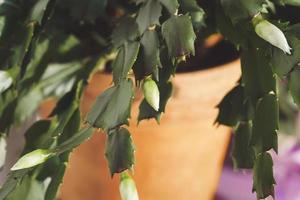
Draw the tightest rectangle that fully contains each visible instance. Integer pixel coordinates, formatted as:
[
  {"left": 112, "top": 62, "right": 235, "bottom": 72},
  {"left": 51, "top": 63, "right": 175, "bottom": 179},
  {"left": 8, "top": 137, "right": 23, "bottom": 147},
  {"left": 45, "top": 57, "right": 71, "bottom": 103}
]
[
  {"left": 0, "top": 70, "right": 13, "bottom": 93},
  {"left": 142, "top": 78, "right": 160, "bottom": 111},
  {"left": 284, "top": 0, "right": 300, "bottom": 6},
  {"left": 119, "top": 172, "right": 139, "bottom": 200},
  {"left": 11, "top": 149, "right": 53, "bottom": 171},
  {"left": 255, "top": 20, "right": 292, "bottom": 54}
]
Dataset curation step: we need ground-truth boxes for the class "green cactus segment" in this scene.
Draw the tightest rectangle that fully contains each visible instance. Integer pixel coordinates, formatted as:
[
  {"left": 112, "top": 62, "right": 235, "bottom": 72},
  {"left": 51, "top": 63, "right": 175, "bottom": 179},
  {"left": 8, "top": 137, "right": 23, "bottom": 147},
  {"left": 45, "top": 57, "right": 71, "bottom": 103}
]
[
  {"left": 251, "top": 93, "right": 279, "bottom": 154},
  {"left": 162, "top": 15, "right": 196, "bottom": 58},
  {"left": 87, "top": 79, "right": 134, "bottom": 131},
  {"left": 112, "top": 42, "right": 140, "bottom": 85},
  {"left": 136, "top": 0, "right": 162, "bottom": 34},
  {"left": 232, "top": 122, "right": 255, "bottom": 169},
  {"left": 252, "top": 152, "right": 276, "bottom": 200},
  {"left": 105, "top": 128, "right": 135, "bottom": 176}
]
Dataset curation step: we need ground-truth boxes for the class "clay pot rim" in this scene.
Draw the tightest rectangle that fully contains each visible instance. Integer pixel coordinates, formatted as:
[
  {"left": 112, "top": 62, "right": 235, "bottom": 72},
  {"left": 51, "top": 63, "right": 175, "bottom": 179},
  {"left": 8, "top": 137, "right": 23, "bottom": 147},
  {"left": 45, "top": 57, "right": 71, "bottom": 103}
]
[
  {"left": 176, "top": 58, "right": 240, "bottom": 77},
  {"left": 96, "top": 58, "right": 241, "bottom": 79}
]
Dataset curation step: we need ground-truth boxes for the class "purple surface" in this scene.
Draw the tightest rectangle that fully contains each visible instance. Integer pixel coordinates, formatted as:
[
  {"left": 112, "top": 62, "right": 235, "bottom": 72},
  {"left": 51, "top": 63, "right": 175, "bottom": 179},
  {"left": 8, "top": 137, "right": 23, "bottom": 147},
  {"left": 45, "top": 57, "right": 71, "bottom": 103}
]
[{"left": 216, "top": 139, "right": 300, "bottom": 200}]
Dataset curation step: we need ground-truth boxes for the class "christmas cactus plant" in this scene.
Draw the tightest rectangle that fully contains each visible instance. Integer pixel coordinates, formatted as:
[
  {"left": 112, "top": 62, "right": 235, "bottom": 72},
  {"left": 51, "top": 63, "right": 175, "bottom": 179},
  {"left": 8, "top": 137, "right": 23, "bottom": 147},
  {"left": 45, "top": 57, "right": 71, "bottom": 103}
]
[{"left": 0, "top": 0, "right": 300, "bottom": 199}]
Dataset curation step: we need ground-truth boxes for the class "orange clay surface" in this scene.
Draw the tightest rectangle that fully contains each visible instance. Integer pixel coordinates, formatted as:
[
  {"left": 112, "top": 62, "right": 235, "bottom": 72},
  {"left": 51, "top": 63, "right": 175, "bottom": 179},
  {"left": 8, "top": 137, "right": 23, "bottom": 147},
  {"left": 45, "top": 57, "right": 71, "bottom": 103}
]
[{"left": 40, "top": 60, "right": 242, "bottom": 200}]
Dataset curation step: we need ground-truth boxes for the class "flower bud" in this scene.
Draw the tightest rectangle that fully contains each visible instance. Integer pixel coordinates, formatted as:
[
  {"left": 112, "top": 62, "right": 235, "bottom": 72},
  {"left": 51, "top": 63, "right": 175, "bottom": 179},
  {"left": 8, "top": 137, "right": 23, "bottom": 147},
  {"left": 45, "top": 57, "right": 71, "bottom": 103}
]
[
  {"left": 142, "top": 77, "right": 160, "bottom": 111},
  {"left": 283, "top": 0, "right": 300, "bottom": 6},
  {"left": 11, "top": 149, "right": 53, "bottom": 171},
  {"left": 254, "top": 19, "right": 291, "bottom": 54},
  {"left": 119, "top": 172, "right": 139, "bottom": 200},
  {"left": 0, "top": 70, "right": 13, "bottom": 94}
]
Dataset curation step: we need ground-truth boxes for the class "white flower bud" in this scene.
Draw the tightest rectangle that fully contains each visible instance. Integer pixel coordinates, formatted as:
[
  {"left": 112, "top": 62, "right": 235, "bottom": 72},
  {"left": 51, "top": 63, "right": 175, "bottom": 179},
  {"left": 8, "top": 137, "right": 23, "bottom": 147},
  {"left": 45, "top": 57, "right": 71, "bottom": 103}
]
[
  {"left": 0, "top": 70, "right": 13, "bottom": 94},
  {"left": 11, "top": 149, "right": 53, "bottom": 171},
  {"left": 255, "top": 19, "right": 292, "bottom": 54},
  {"left": 142, "top": 77, "right": 160, "bottom": 111},
  {"left": 119, "top": 172, "right": 139, "bottom": 200},
  {"left": 284, "top": 0, "right": 300, "bottom": 6}
]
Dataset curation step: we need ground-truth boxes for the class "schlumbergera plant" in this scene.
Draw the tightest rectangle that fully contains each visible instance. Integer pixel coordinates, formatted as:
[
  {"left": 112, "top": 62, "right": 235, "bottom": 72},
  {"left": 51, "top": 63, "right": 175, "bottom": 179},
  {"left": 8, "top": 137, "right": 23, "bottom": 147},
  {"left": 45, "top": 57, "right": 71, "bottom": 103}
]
[{"left": 1, "top": 0, "right": 300, "bottom": 199}]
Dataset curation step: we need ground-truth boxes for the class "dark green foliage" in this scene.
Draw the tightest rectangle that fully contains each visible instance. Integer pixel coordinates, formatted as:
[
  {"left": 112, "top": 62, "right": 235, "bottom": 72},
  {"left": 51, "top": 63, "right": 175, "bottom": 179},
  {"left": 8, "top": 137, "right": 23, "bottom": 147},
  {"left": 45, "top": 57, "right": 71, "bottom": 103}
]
[
  {"left": 87, "top": 79, "right": 134, "bottom": 131},
  {"left": 158, "top": 0, "right": 179, "bottom": 14},
  {"left": 178, "top": 0, "right": 205, "bottom": 29},
  {"left": 220, "top": 0, "right": 266, "bottom": 24},
  {"left": 162, "top": 15, "right": 196, "bottom": 57},
  {"left": 215, "top": 85, "right": 245, "bottom": 127},
  {"left": 105, "top": 128, "right": 135, "bottom": 176},
  {"left": 112, "top": 42, "right": 140, "bottom": 84},
  {"left": 55, "top": 127, "right": 94, "bottom": 154},
  {"left": 136, "top": 0, "right": 162, "bottom": 34},
  {"left": 59, "top": 0, "right": 107, "bottom": 22},
  {"left": 253, "top": 152, "right": 276, "bottom": 199},
  {"left": 0, "top": 0, "right": 299, "bottom": 199},
  {"left": 23, "top": 120, "right": 53, "bottom": 153},
  {"left": 134, "top": 29, "right": 161, "bottom": 81},
  {"left": 241, "top": 46, "right": 276, "bottom": 103},
  {"left": 111, "top": 17, "right": 139, "bottom": 48},
  {"left": 251, "top": 93, "right": 279, "bottom": 154},
  {"left": 271, "top": 34, "right": 300, "bottom": 78},
  {"left": 232, "top": 122, "right": 255, "bottom": 169},
  {"left": 138, "top": 81, "right": 173, "bottom": 123},
  {"left": 289, "top": 66, "right": 300, "bottom": 107}
]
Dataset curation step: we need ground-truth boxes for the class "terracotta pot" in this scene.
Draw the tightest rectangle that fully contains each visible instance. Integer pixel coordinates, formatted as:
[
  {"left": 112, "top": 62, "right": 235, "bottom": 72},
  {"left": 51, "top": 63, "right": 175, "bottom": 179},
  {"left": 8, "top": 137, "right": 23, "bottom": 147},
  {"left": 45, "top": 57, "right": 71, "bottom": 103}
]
[{"left": 59, "top": 59, "right": 241, "bottom": 200}]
